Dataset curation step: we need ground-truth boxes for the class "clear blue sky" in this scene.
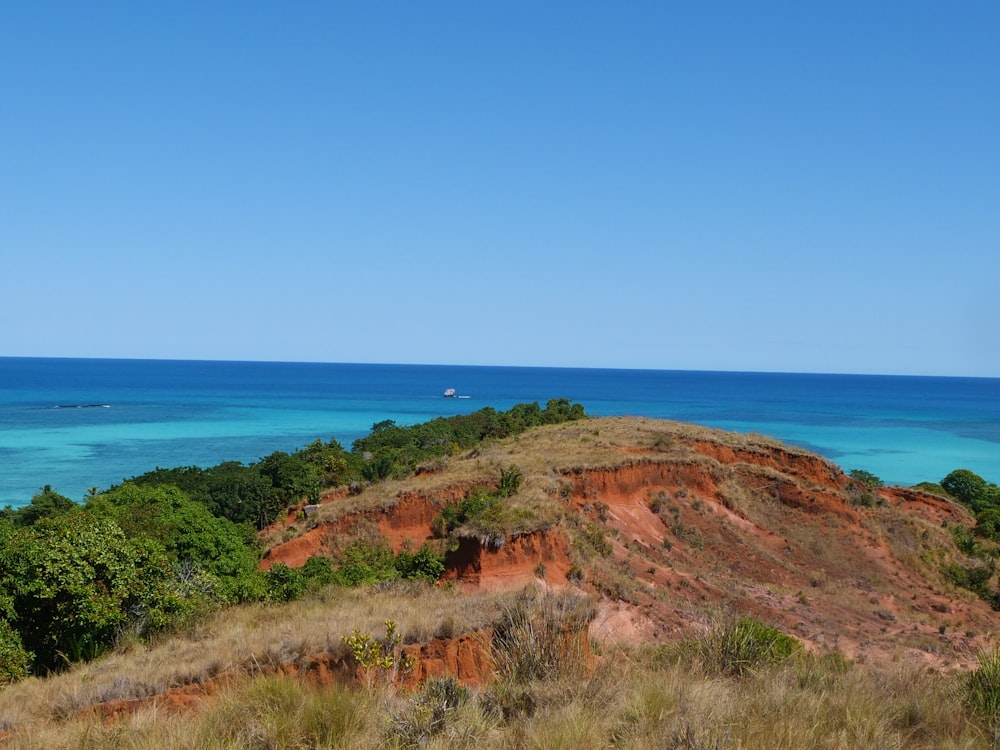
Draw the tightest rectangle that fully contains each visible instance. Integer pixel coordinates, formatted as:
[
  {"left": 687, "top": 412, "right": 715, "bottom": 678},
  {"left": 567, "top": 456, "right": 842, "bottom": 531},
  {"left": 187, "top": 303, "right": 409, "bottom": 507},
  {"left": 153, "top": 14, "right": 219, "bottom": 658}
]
[{"left": 2, "top": 2, "right": 997, "bottom": 376}]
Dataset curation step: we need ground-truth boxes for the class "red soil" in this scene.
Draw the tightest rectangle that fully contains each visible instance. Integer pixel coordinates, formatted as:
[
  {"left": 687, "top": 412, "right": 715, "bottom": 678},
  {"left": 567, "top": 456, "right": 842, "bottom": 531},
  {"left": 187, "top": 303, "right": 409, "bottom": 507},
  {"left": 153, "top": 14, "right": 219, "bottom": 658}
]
[
  {"left": 86, "top": 631, "right": 495, "bottom": 725},
  {"left": 442, "top": 529, "right": 573, "bottom": 591}
]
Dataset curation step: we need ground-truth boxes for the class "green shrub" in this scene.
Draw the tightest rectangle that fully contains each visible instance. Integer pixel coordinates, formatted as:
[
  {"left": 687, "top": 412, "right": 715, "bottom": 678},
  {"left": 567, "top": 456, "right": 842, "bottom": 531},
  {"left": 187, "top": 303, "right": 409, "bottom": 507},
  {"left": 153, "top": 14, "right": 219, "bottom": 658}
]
[
  {"left": 88, "top": 483, "right": 263, "bottom": 604},
  {"left": 333, "top": 542, "right": 400, "bottom": 587},
  {"left": 977, "top": 509, "right": 1000, "bottom": 540},
  {"left": 963, "top": 647, "right": 1000, "bottom": 742},
  {"left": 491, "top": 588, "right": 595, "bottom": 684},
  {"left": 850, "top": 469, "right": 884, "bottom": 489},
  {"left": 394, "top": 544, "right": 445, "bottom": 583},
  {"left": 0, "top": 618, "right": 31, "bottom": 683},
  {"left": 498, "top": 465, "right": 523, "bottom": 498},
  {"left": 265, "top": 562, "right": 307, "bottom": 602},
  {"left": 342, "top": 620, "right": 414, "bottom": 689},
  {"left": 387, "top": 676, "right": 470, "bottom": 747},
  {"left": 0, "top": 513, "right": 184, "bottom": 672},
  {"left": 301, "top": 555, "right": 337, "bottom": 588},
  {"left": 432, "top": 475, "right": 538, "bottom": 550},
  {"left": 330, "top": 542, "right": 446, "bottom": 587},
  {"left": 942, "top": 469, "right": 993, "bottom": 509},
  {"left": 948, "top": 523, "right": 981, "bottom": 555},
  {"left": 697, "top": 617, "right": 801, "bottom": 677}
]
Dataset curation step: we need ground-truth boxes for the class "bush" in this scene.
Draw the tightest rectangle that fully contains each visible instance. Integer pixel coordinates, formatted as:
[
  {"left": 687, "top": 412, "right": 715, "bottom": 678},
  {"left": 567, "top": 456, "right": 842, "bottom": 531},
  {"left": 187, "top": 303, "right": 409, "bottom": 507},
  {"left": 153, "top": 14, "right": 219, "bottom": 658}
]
[
  {"left": 498, "top": 465, "right": 523, "bottom": 498},
  {"left": 342, "top": 620, "right": 414, "bottom": 689},
  {"left": 0, "top": 618, "right": 31, "bottom": 683},
  {"left": 301, "top": 555, "right": 337, "bottom": 588},
  {"left": 265, "top": 562, "right": 307, "bottom": 602},
  {"left": 333, "top": 542, "right": 400, "bottom": 587},
  {"left": 431, "top": 474, "right": 538, "bottom": 550},
  {"left": 942, "top": 469, "right": 992, "bottom": 508},
  {"left": 697, "top": 617, "right": 801, "bottom": 678},
  {"left": 491, "top": 588, "right": 596, "bottom": 684},
  {"left": 963, "top": 647, "right": 1000, "bottom": 741},
  {"left": 89, "top": 483, "right": 264, "bottom": 605},
  {"left": 0, "top": 513, "right": 183, "bottom": 672},
  {"left": 849, "top": 469, "right": 884, "bottom": 489},
  {"left": 394, "top": 544, "right": 446, "bottom": 583},
  {"left": 387, "top": 676, "right": 470, "bottom": 747}
]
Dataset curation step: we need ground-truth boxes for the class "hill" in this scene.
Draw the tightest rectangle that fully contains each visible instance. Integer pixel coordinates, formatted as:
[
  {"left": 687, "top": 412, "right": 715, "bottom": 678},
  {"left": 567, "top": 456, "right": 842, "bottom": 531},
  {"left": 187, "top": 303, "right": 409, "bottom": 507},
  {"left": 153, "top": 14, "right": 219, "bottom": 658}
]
[
  {"left": 3, "top": 416, "right": 999, "bottom": 748},
  {"left": 259, "top": 416, "right": 991, "bottom": 668}
]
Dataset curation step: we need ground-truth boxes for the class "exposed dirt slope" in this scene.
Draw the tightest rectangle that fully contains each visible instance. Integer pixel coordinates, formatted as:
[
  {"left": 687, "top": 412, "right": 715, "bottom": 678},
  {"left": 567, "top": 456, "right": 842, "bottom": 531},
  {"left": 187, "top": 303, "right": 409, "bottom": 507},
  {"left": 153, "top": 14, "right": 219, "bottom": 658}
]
[{"left": 262, "top": 417, "right": 995, "bottom": 671}]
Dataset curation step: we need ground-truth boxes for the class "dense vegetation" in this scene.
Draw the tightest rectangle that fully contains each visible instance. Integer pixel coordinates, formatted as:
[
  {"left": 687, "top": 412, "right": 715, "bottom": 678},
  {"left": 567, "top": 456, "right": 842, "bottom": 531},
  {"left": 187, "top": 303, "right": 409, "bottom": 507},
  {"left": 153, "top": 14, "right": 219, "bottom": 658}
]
[
  {"left": 923, "top": 469, "right": 1000, "bottom": 609},
  {"left": 0, "top": 400, "right": 585, "bottom": 680},
  {"left": 112, "top": 398, "right": 584, "bottom": 528}
]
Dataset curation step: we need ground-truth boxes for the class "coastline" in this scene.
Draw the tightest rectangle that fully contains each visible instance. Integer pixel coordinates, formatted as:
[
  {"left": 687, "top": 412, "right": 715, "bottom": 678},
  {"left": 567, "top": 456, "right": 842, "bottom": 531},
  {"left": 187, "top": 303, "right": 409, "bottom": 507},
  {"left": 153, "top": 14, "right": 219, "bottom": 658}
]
[{"left": 1, "top": 358, "right": 998, "bottom": 506}]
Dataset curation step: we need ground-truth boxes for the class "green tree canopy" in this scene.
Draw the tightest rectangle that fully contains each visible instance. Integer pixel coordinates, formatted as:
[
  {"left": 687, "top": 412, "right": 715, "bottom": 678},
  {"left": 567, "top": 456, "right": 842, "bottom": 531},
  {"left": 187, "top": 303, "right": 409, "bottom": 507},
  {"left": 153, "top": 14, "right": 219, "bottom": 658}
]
[
  {"left": 942, "top": 469, "right": 998, "bottom": 512},
  {"left": 0, "top": 513, "right": 181, "bottom": 672},
  {"left": 87, "top": 483, "right": 263, "bottom": 603}
]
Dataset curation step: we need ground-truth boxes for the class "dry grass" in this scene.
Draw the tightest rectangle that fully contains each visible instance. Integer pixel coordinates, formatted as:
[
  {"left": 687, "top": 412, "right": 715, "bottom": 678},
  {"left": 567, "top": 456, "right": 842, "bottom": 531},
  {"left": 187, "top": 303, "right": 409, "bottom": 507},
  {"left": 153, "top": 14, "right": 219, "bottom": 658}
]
[
  {"left": 3, "top": 593, "right": 995, "bottom": 750},
  {"left": 5, "top": 636, "right": 993, "bottom": 749},
  {"left": 0, "top": 581, "right": 505, "bottom": 732},
  {"left": 292, "top": 417, "right": 801, "bottom": 526}
]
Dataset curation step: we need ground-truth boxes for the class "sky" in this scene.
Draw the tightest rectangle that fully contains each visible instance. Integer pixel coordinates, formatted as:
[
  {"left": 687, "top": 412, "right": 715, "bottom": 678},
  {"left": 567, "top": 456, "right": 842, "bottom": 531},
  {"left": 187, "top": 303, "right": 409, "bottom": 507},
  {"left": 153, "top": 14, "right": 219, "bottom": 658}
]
[{"left": 1, "top": 2, "right": 997, "bottom": 377}]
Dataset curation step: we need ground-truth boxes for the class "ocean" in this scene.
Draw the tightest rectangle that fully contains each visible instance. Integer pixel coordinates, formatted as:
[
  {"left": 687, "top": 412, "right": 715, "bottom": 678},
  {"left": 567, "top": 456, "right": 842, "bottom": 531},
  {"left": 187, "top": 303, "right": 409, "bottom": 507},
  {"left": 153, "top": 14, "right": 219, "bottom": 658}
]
[{"left": 1, "top": 357, "right": 998, "bottom": 508}]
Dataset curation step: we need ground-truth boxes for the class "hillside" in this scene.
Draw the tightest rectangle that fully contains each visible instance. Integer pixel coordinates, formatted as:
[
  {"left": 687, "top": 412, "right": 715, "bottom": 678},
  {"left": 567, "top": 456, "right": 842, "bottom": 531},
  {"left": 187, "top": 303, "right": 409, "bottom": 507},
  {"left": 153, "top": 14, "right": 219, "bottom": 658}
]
[
  {"left": 3, "top": 416, "right": 999, "bottom": 747},
  {"left": 259, "top": 416, "right": 991, "bottom": 670}
]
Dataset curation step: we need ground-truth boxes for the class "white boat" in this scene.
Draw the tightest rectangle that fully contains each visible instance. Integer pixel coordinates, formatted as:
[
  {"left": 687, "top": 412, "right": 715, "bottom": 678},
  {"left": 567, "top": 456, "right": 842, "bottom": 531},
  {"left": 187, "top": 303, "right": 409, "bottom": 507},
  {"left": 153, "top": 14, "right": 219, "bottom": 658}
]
[{"left": 443, "top": 388, "right": 456, "bottom": 397}]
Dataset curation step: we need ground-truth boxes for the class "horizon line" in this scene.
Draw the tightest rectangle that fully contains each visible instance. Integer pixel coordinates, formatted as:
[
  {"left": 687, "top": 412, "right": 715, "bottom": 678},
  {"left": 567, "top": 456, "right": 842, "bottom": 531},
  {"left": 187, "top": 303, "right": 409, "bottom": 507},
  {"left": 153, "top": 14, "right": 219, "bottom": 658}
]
[{"left": 1, "top": 354, "right": 996, "bottom": 381}]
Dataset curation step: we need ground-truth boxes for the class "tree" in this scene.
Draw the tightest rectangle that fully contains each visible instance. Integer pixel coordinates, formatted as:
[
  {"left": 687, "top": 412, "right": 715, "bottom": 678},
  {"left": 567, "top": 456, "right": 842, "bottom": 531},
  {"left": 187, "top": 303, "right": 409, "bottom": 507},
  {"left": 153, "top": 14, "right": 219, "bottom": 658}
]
[
  {"left": 942, "top": 469, "right": 992, "bottom": 510},
  {"left": 0, "top": 513, "right": 179, "bottom": 672},
  {"left": 13, "top": 485, "right": 75, "bottom": 527},
  {"left": 88, "top": 483, "right": 263, "bottom": 603},
  {"left": 849, "top": 469, "right": 884, "bottom": 489}
]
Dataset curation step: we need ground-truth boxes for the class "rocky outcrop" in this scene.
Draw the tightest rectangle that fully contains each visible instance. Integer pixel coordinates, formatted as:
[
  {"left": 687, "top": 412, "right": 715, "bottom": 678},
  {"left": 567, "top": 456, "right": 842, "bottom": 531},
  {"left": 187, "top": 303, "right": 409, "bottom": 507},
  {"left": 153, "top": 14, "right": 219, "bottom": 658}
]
[
  {"left": 442, "top": 529, "right": 572, "bottom": 590},
  {"left": 401, "top": 630, "right": 494, "bottom": 688}
]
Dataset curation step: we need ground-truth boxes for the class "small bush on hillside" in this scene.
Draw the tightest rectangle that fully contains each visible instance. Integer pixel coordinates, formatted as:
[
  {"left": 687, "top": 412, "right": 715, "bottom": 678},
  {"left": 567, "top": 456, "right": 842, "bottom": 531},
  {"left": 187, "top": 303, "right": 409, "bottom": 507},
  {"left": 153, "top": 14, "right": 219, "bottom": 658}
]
[
  {"left": 330, "top": 541, "right": 446, "bottom": 587},
  {"left": 490, "top": 588, "right": 596, "bottom": 684},
  {"left": 0, "top": 513, "right": 187, "bottom": 674},
  {"left": 264, "top": 562, "right": 308, "bottom": 602},
  {"left": 703, "top": 617, "right": 800, "bottom": 677},
  {"left": 498, "top": 465, "right": 523, "bottom": 498},
  {"left": 342, "top": 620, "right": 414, "bottom": 689},
  {"left": 394, "top": 544, "right": 446, "bottom": 583},
  {"left": 301, "top": 555, "right": 337, "bottom": 588},
  {"left": 432, "top": 466, "right": 533, "bottom": 549},
  {"left": 963, "top": 647, "right": 1000, "bottom": 745},
  {"left": 660, "top": 617, "right": 802, "bottom": 678},
  {"left": 942, "top": 469, "right": 999, "bottom": 511},
  {"left": 850, "top": 469, "right": 884, "bottom": 489},
  {"left": 387, "top": 676, "right": 471, "bottom": 748},
  {"left": 333, "top": 542, "right": 400, "bottom": 587}
]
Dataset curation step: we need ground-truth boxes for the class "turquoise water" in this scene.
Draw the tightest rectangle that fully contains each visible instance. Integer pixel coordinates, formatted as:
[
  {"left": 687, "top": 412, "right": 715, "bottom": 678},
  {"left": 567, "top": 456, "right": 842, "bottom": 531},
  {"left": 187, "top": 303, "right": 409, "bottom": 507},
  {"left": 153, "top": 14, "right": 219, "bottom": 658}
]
[{"left": 1, "top": 358, "right": 998, "bottom": 506}]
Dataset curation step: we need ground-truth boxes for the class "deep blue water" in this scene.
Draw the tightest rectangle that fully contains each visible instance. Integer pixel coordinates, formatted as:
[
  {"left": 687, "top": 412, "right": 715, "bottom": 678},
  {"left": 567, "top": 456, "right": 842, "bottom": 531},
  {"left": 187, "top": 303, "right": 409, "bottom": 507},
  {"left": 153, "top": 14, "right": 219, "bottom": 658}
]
[{"left": 1, "top": 357, "right": 998, "bottom": 507}]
